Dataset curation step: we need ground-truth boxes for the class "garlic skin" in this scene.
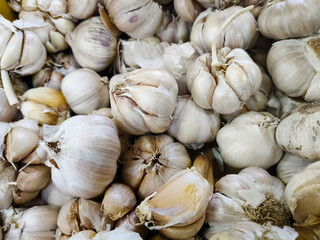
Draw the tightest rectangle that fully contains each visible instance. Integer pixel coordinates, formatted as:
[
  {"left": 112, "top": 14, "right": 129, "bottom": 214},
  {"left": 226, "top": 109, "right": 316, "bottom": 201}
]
[
  {"left": 216, "top": 111, "right": 282, "bottom": 169},
  {"left": 258, "top": 0, "right": 320, "bottom": 40},
  {"left": 190, "top": 6, "right": 258, "bottom": 53},
  {"left": 61, "top": 68, "right": 109, "bottom": 115},
  {"left": 43, "top": 115, "right": 121, "bottom": 198},
  {"left": 0, "top": 164, "right": 16, "bottom": 210},
  {"left": 109, "top": 67, "right": 178, "bottom": 135},
  {"left": 41, "top": 181, "right": 72, "bottom": 207},
  {"left": 104, "top": 0, "right": 162, "bottom": 39},
  {"left": 0, "top": 89, "right": 17, "bottom": 122},
  {"left": 93, "top": 228, "right": 142, "bottom": 240},
  {"left": 68, "top": 0, "right": 98, "bottom": 19},
  {"left": 206, "top": 167, "right": 290, "bottom": 234},
  {"left": 121, "top": 134, "right": 192, "bottom": 200},
  {"left": 276, "top": 153, "right": 312, "bottom": 185},
  {"left": 168, "top": 95, "right": 221, "bottom": 149},
  {"left": 276, "top": 102, "right": 320, "bottom": 161},
  {"left": 267, "top": 36, "right": 320, "bottom": 102},
  {"left": 66, "top": 16, "right": 117, "bottom": 72}
]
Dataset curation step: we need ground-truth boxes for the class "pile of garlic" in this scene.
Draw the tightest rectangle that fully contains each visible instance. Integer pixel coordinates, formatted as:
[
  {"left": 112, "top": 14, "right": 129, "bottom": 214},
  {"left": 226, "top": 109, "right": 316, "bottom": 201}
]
[{"left": 0, "top": 0, "right": 320, "bottom": 239}]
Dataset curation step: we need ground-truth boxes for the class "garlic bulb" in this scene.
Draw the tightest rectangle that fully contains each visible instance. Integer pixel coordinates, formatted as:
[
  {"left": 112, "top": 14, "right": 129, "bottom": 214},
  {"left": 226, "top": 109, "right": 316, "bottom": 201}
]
[
  {"left": 167, "top": 95, "right": 221, "bottom": 149},
  {"left": 276, "top": 153, "right": 312, "bottom": 185},
  {"left": 68, "top": 230, "right": 97, "bottom": 240},
  {"left": 258, "top": 0, "right": 320, "bottom": 40},
  {"left": 206, "top": 167, "right": 291, "bottom": 234},
  {"left": 66, "top": 16, "right": 117, "bottom": 72},
  {"left": 173, "top": 0, "right": 203, "bottom": 23},
  {"left": 0, "top": 89, "right": 17, "bottom": 122},
  {"left": 68, "top": 0, "right": 98, "bottom": 19},
  {"left": 121, "top": 134, "right": 192, "bottom": 199},
  {"left": 61, "top": 68, "right": 109, "bottom": 114},
  {"left": 216, "top": 111, "right": 282, "bottom": 169},
  {"left": 43, "top": 114, "right": 121, "bottom": 198},
  {"left": 267, "top": 36, "right": 320, "bottom": 102},
  {"left": 93, "top": 228, "right": 142, "bottom": 240},
  {"left": 41, "top": 181, "right": 72, "bottom": 207},
  {"left": 285, "top": 161, "right": 320, "bottom": 228},
  {"left": 276, "top": 102, "right": 320, "bottom": 161},
  {"left": 136, "top": 168, "right": 211, "bottom": 233},
  {"left": 0, "top": 163, "right": 16, "bottom": 210},
  {"left": 104, "top": 0, "right": 162, "bottom": 39},
  {"left": 190, "top": 6, "right": 258, "bottom": 53},
  {"left": 109, "top": 67, "right": 178, "bottom": 135}
]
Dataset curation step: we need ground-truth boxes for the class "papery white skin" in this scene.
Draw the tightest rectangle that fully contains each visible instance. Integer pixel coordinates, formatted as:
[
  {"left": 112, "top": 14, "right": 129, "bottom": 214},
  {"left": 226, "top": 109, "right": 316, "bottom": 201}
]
[
  {"left": 41, "top": 181, "right": 72, "bottom": 207},
  {"left": 174, "top": 0, "right": 203, "bottom": 23},
  {"left": 68, "top": 0, "right": 99, "bottom": 19}
]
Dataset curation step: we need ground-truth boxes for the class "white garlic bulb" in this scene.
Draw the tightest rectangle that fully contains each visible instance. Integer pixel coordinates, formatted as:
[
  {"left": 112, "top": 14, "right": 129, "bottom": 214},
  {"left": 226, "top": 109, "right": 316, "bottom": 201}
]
[
  {"left": 267, "top": 36, "right": 320, "bottom": 102},
  {"left": 61, "top": 68, "right": 109, "bottom": 115},
  {"left": 258, "top": 0, "right": 320, "bottom": 40},
  {"left": 43, "top": 114, "right": 121, "bottom": 198},
  {"left": 216, "top": 111, "right": 282, "bottom": 169},
  {"left": 68, "top": 0, "right": 98, "bottom": 19},
  {"left": 41, "top": 181, "right": 72, "bottom": 207},
  {"left": 168, "top": 95, "right": 221, "bottom": 149},
  {"left": 66, "top": 16, "right": 117, "bottom": 72},
  {"left": 121, "top": 134, "right": 192, "bottom": 200},
  {"left": 109, "top": 67, "right": 178, "bottom": 135}
]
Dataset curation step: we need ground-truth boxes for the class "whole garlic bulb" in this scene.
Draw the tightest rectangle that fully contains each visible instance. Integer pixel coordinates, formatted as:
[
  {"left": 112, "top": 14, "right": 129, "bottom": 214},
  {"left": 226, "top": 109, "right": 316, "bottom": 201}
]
[
  {"left": 66, "top": 16, "right": 117, "bottom": 72},
  {"left": 109, "top": 67, "right": 178, "bottom": 135},
  {"left": 216, "top": 111, "right": 283, "bottom": 169},
  {"left": 121, "top": 134, "right": 191, "bottom": 199},
  {"left": 43, "top": 114, "right": 121, "bottom": 198},
  {"left": 276, "top": 102, "right": 320, "bottom": 161},
  {"left": 258, "top": 0, "right": 320, "bottom": 40},
  {"left": 168, "top": 95, "right": 221, "bottom": 149},
  {"left": 190, "top": 6, "right": 258, "bottom": 53},
  {"left": 68, "top": 0, "right": 99, "bottom": 19},
  {"left": 267, "top": 36, "right": 320, "bottom": 102},
  {"left": 61, "top": 68, "right": 109, "bottom": 115}
]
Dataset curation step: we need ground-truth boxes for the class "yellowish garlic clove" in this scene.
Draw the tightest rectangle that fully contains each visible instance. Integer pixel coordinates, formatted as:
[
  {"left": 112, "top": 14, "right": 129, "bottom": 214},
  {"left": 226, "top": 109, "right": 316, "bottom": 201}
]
[
  {"left": 41, "top": 180, "right": 73, "bottom": 207},
  {"left": 192, "top": 154, "right": 214, "bottom": 193},
  {"left": 68, "top": 0, "right": 98, "bottom": 19},
  {"left": 94, "top": 228, "right": 143, "bottom": 240},
  {"left": 101, "top": 183, "right": 137, "bottom": 221},
  {"left": 173, "top": 0, "right": 203, "bottom": 23},
  {"left": 12, "top": 189, "right": 39, "bottom": 205},
  {"left": 68, "top": 230, "right": 96, "bottom": 240},
  {"left": 0, "top": 165, "right": 16, "bottom": 210}
]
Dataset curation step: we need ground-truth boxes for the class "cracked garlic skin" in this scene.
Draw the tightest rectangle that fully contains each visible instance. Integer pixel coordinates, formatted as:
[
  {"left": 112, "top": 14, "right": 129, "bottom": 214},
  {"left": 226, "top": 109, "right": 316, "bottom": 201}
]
[
  {"left": 121, "top": 134, "right": 191, "bottom": 200},
  {"left": 267, "top": 36, "right": 320, "bottom": 102},
  {"left": 109, "top": 67, "right": 178, "bottom": 135},
  {"left": 258, "top": 0, "right": 320, "bottom": 40}
]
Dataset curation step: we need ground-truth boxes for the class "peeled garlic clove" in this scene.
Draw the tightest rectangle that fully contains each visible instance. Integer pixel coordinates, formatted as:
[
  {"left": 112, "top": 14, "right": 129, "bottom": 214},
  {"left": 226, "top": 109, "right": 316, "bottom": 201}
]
[
  {"left": 61, "top": 68, "right": 109, "bottom": 114},
  {"left": 41, "top": 181, "right": 72, "bottom": 207},
  {"left": 66, "top": 16, "right": 117, "bottom": 72},
  {"left": 44, "top": 115, "right": 121, "bottom": 198},
  {"left": 258, "top": 0, "right": 320, "bottom": 40},
  {"left": 136, "top": 168, "right": 211, "bottom": 229},
  {"left": 68, "top": 230, "right": 96, "bottom": 240},
  {"left": 0, "top": 165, "right": 16, "bottom": 209},
  {"left": 13, "top": 190, "right": 39, "bottom": 205},
  {"left": 68, "top": 0, "right": 98, "bottom": 19},
  {"left": 216, "top": 111, "right": 282, "bottom": 169},
  {"left": 93, "top": 228, "right": 142, "bottom": 240},
  {"left": 101, "top": 183, "right": 137, "bottom": 221},
  {"left": 5, "top": 126, "right": 39, "bottom": 164},
  {"left": 0, "top": 88, "right": 17, "bottom": 122},
  {"left": 173, "top": 0, "right": 203, "bottom": 23}
]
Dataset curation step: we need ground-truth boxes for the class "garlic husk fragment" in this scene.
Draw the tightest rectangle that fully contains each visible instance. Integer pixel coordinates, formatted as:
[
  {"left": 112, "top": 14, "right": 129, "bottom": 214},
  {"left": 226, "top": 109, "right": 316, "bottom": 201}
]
[
  {"left": 0, "top": 164, "right": 16, "bottom": 210},
  {"left": 41, "top": 181, "right": 72, "bottom": 207},
  {"left": 121, "top": 134, "right": 192, "bottom": 200},
  {"left": 68, "top": 0, "right": 98, "bottom": 19},
  {"left": 190, "top": 6, "right": 258, "bottom": 52},
  {"left": 93, "top": 228, "right": 142, "bottom": 240},
  {"left": 206, "top": 167, "right": 291, "bottom": 234},
  {"left": 104, "top": 0, "right": 162, "bottom": 39},
  {"left": 136, "top": 168, "right": 211, "bottom": 230},
  {"left": 267, "top": 36, "right": 320, "bottom": 101},
  {"left": 66, "top": 16, "right": 117, "bottom": 72},
  {"left": 276, "top": 153, "right": 312, "bottom": 185},
  {"left": 110, "top": 67, "right": 178, "bottom": 135},
  {"left": 101, "top": 183, "right": 137, "bottom": 221},
  {"left": 258, "top": 0, "right": 320, "bottom": 40},
  {"left": 168, "top": 95, "right": 221, "bottom": 149},
  {"left": 285, "top": 161, "right": 320, "bottom": 227},
  {"left": 173, "top": 0, "right": 203, "bottom": 23},
  {"left": 68, "top": 230, "right": 97, "bottom": 240},
  {"left": 216, "top": 111, "right": 282, "bottom": 169},
  {"left": 276, "top": 102, "right": 320, "bottom": 161},
  {"left": 44, "top": 114, "right": 121, "bottom": 198},
  {"left": 0, "top": 89, "right": 17, "bottom": 122},
  {"left": 61, "top": 68, "right": 109, "bottom": 115}
]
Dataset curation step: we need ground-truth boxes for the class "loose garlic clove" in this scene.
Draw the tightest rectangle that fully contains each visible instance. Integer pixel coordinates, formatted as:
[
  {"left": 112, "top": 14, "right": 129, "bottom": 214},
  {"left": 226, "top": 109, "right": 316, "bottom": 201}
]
[
  {"left": 101, "top": 183, "right": 137, "bottom": 221},
  {"left": 173, "top": 0, "right": 203, "bottom": 23},
  {"left": 12, "top": 190, "right": 39, "bottom": 205},
  {"left": 0, "top": 89, "right": 17, "bottom": 122},
  {"left": 121, "top": 134, "right": 191, "bottom": 200},
  {"left": 68, "top": 0, "right": 98, "bottom": 19},
  {"left": 0, "top": 165, "right": 16, "bottom": 210},
  {"left": 110, "top": 67, "right": 178, "bottom": 135},
  {"left": 61, "top": 68, "right": 109, "bottom": 115},
  {"left": 216, "top": 111, "right": 282, "bottom": 169},
  {"left": 41, "top": 181, "right": 72, "bottom": 207},
  {"left": 66, "top": 16, "right": 117, "bottom": 72},
  {"left": 258, "top": 0, "right": 320, "bottom": 40}
]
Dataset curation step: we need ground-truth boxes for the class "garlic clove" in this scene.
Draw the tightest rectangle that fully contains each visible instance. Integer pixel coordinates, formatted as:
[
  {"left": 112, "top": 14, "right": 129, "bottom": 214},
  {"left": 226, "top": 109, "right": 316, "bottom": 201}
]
[
  {"left": 0, "top": 88, "right": 17, "bottom": 122},
  {"left": 13, "top": 190, "right": 40, "bottom": 205},
  {"left": 173, "top": 0, "right": 203, "bottom": 23},
  {"left": 93, "top": 228, "right": 143, "bottom": 240},
  {"left": 0, "top": 30, "right": 23, "bottom": 71},
  {"left": 192, "top": 154, "right": 214, "bottom": 192},
  {"left": 0, "top": 18, "right": 14, "bottom": 58},
  {"left": 68, "top": 230, "right": 97, "bottom": 240},
  {"left": 41, "top": 180, "right": 73, "bottom": 207},
  {"left": 21, "top": 145, "right": 47, "bottom": 165},
  {"left": 0, "top": 165, "right": 16, "bottom": 209},
  {"left": 57, "top": 198, "right": 80, "bottom": 235},
  {"left": 68, "top": 0, "right": 99, "bottom": 19}
]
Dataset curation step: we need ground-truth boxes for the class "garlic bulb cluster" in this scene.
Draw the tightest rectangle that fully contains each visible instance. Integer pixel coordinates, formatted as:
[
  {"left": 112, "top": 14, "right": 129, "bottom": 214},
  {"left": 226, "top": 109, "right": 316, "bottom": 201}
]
[
  {"left": 43, "top": 114, "right": 121, "bottom": 198},
  {"left": 104, "top": 0, "right": 162, "bottom": 39},
  {"left": 121, "top": 134, "right": 191, "bottom": 199},
  {"left": 168, "top": 95, "right": 221, "bottom": 149},
  {"left": 258, "top": 0, "right": 320, "bottom": 40},
  {"left": 109, "top": 67, "right": 178, "bottom": 135},
  {"left": 68, "top": 0, "right": 99, "bottom": 19},
  {"left": 216, "top": 111, "right": 282, "bottom": 169},
  {"left": 61, "top": 68, "right": 109, "bottom": 115},
  {"left": 191, "top": 6, "right": 258, "bottom": 52},
  {"left": 267, "top": 35, "right": 320, "bottom": 102},
  {"left": 41, "top": 181, "right": 72, "bottom": 207},
  {"left": 0, "top": 161, "right": 16, "bottom": 210},
  {"left": 206, "top": 167, "right": 291, "bottom": 235},
  {"left": 66, "top": 16, "right": 118, "bottom": 72}
]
